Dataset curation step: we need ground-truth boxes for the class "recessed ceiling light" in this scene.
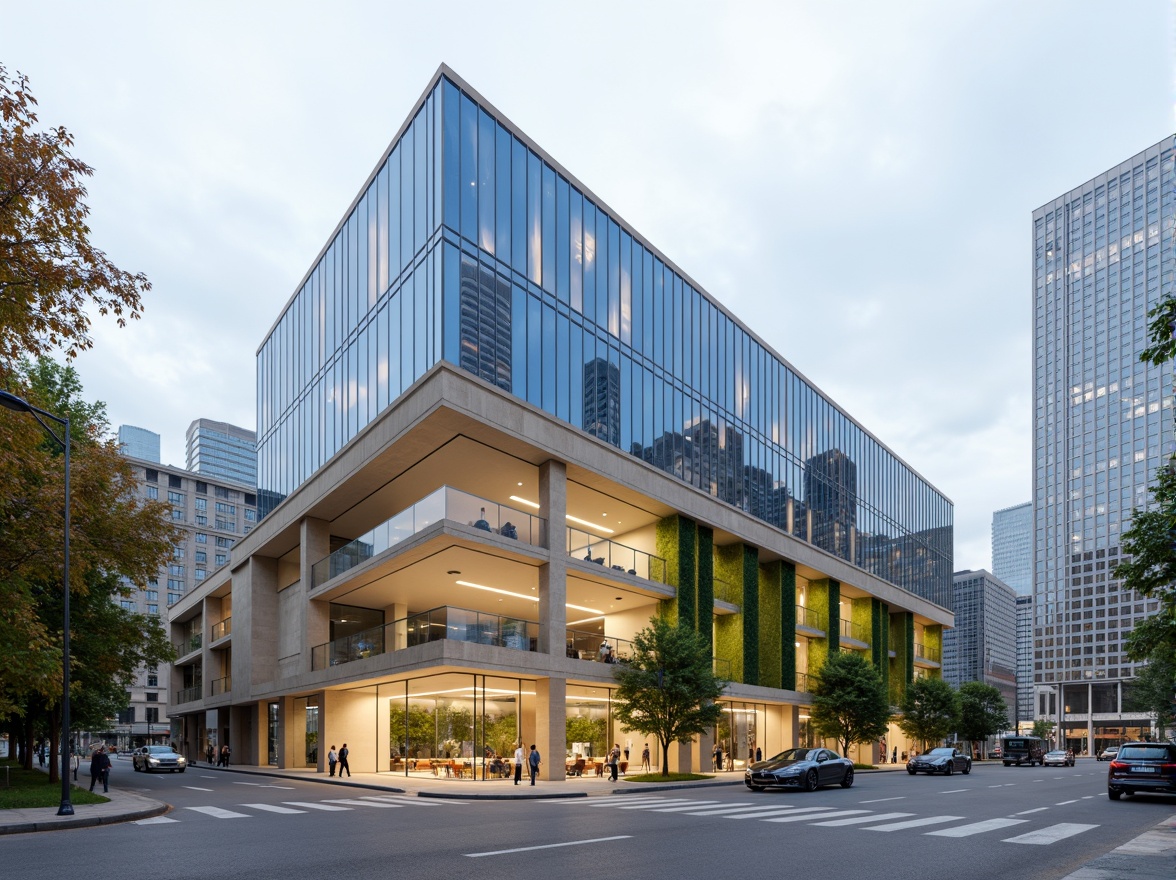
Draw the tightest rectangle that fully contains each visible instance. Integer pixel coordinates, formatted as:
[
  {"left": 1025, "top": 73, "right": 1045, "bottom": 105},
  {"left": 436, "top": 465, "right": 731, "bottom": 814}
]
[
  {"left": 517, "top": 482, "right": 523, "bottom": 486},
  {"left": 447, "top": 570, "right": 461, "bottom": 575},
  {"left": 615, "top": 597, "right": 622, "bottom": 600}
]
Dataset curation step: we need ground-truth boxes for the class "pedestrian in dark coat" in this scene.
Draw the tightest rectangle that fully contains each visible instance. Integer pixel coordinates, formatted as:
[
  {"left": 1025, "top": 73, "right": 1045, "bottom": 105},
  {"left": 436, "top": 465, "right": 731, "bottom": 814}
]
[
  {"left": 528, "top": 744, "right": 540, "bottom": 785},
  {"left": 89, "top": 747, "right": 111, "bottom": 793},
  {"left": 338, "top": 743, "right": 351, "bottom": 777}
]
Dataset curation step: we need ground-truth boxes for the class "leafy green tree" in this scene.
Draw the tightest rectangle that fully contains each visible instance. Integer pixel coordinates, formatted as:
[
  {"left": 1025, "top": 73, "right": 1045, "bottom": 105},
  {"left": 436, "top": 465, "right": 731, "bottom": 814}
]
[
  {"left": 389, "top": 704, "right": 436, "bottom": 756},
  {"left": 1031, "top": 718, "right": 1054, "bottom": 741},
  {"left": 897, "top": 676, "right": 959, "bottom": 751},
  {"left": 957, "top": 681, "right": 1008, "bottom": 757},
  {"left": 565, "top": 715, "right": 606, "bottom": 757},
  {"left": 809, "top": 651, "right": 891, "bottom": 759},
  {"left": 1123, "top": 650, "right": 1176, "bottom": 740},
  {"left": 612, "top": 615, "right": 725, "bottom": 776}
]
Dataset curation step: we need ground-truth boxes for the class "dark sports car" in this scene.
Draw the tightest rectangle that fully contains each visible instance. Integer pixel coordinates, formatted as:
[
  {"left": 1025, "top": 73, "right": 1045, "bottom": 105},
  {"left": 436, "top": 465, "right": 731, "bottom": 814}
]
[
  {"left": 907, "top": 747, "right": 971, "bottom": 776},
  {"left": 745, "top": 747, "right": 854, "bottom": 792}
]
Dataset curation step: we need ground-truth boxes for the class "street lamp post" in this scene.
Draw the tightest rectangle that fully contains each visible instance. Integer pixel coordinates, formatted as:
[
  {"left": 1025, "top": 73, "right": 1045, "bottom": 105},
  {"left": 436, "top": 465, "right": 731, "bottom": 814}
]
[{"left": 0, "top": 390, "right": 73, "bottom": 816}]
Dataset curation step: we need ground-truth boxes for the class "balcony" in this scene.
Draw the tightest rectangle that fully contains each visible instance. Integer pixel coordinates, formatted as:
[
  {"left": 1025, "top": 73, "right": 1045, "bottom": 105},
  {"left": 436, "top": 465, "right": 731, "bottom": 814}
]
[
  {"left": 311, "top": 605, "right": 539, "bottom": 671},
  {"left": 211, "top": 617, "right": 232, "bottom": 642},
  {"left": 795, "top": 604, "right": 825, "bottom": 633},
  {"left": 312, "top": 487, "right": 546, "bottom": 588},
  {"left": 566, "top": 528, "right": 666, "bottom": 583},
  {"left": 795, "top": 671, "right": 812, "bottom": 693},
  {"left": 176, "top": 685, "right": 202, "bottom": 704},
  {"left": 839, "top": 618, "right": 869, "bottom": 646},
  {"left": 565, "top": 629, "right": 634, "bottom": 663},
  {"left": 210, "top": 675, "right": 231, "bottom": 696},
  {"left": 914, "top": 642, "right": 941, "bottom": 666},
  {"left": 175, "top": 633, "right": 201, "bottom": 657}
]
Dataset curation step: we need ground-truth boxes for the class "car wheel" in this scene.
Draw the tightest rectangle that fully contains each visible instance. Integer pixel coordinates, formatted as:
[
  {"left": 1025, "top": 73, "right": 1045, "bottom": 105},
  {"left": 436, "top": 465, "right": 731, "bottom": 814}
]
[
  {"left": 803, "top": 769, "right": 819, "bottom": 792},
  {"left": 1003, "top": 761, "right": 1010, "bottom": 767},
  {"left": 179, "top": 768, "right": 185, "bottom": 773},
  {"left": 907, "top": 768, "right": 916, "bottom": 775},
  {"left": 962, "top": 762, "right": 971, "bottom": 775},
  {"left": 1108, "top": 788, "right": 1121, "bottom": 800},
  {"left": 945, "top": 763, "right": 953, "bottom": 776},
  {"left": 746, "top": 784, "right": 764, "bottom": 792},
  {"left": 840, "top": 767, "right": 854, "bottom": 788}
]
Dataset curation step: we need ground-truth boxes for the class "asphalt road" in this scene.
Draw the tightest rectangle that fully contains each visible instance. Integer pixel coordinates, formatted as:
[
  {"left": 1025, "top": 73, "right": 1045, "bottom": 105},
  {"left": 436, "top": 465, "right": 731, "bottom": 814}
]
[{"left": 2, "top": 760, "right": 1171, "bottom": 880}]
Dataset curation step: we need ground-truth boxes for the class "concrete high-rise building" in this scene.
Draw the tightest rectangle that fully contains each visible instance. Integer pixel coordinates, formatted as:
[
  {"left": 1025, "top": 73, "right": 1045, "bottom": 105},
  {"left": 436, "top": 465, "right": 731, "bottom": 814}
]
[
  {"left": 1015, "top": 594, "right": 1033, "bottom": 729},
  {"left": 168, "top": 66, "right": 953, "bottom": 777},
  {"left": 1033, "top": 136, "right": 1175, "bottom": 753},
  {"left": 118, "top": 425, "right": 160, "bottom": 463},
  {"left": 992, "top": 501, "right": 1032, "bottom": 595},
  {"left": 944, "top": 570, "right": 1018, "bottom": 719},
  {"left": 185, "top": 419, "right": 257, "bottom": 488}
]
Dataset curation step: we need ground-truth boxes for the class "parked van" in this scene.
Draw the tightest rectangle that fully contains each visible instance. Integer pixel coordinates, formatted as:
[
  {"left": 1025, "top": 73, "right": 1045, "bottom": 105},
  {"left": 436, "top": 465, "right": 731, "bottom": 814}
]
[{"left": 1001, "top": 736, "right": 1047, "bottom": 766}]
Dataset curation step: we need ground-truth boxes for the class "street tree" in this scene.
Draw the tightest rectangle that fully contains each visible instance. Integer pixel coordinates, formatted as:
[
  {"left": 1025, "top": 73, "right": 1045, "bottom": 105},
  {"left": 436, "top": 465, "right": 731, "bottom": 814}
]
[
  {"left": 1031, "top": 718, "right": 1055, "bottom": 741},
  {"left": 0, "top": 65, "right": 150, "bottom": 371},
  {"left": 612, "top": 615, "right": 725, "bottom": 776},
  {"left": 808, "top": 651, "right": 891, "bottom": 759},
  {"left": 957, "top": 681, "right": 1008, "bottom": 758},
  {"left": 0, "top": 358, "right": 177, "bottom": 780},
  {"left": 897, "top": 676, "right": 959, "bottom": 751},
  {"left": 1123, "top": 649, "right": 1176, "bottom": 740}
]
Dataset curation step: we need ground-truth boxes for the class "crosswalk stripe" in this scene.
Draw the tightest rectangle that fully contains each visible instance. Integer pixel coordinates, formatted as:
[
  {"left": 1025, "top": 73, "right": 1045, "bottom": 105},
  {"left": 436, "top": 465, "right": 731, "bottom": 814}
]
[
  {"left": 282, "top": 801, "right": 352, "bottom": 811},
  {"left": 135, "top": 816, "right": 180, "bottom": 825},
  {"left": 649, "top": 801, "right": 724, "bottom": 812},
  {"left": 667, "top": 803, "right": 761, "bottom": 815},
  {"left": 614, "top": 799, "right": 699, "bottom": 810},
  {"left": 763, "top": 809, "right": 868, "bottom": 823},
  {"left": 185, "top": 806, "right": 251, "bottom": 819},
  {"left": 360, "top": 795, "right": 458, "bottom": 806},
  {"left": 1003, "top": 823, "right": 1099, "bottom": 845},
  {"left": 322, "top": 798, "right": 403, "bottom": 808},
  {"left": 867, "top": 815, "right": 964, "bottom": 832},
  {"left": 721, "top": 808, "right": 805, "bottom": 819},
  {"left": 240, "top": 803, "right": 306, "bottom": 814},
  {"left": 810, "top": 812, "right": 913, "bottom": 827},
  {"left": 926, "top": 818, "right": 1027, "bottom": 837}
]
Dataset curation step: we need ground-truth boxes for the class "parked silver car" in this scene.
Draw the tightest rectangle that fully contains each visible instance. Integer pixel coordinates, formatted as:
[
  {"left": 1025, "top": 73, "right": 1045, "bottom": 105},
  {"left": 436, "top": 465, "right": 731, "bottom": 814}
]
[
  {"left": 132, "top": 745, "right": 187, "bottom": 773},
  {"left": 1042, "top": 749, "right": 1075, "bottom": 767},
  {"left": 907, "top": 747, "right": 971, "bottom": 776}
]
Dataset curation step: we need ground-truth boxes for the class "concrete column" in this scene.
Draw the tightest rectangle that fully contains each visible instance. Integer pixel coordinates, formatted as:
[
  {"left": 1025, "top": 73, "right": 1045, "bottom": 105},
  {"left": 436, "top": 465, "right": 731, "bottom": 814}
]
[
  {"left": 301, "top": 518, "right": 332, "bottom": 671},
  {"left": 668, "top": 740, "right": 694, "bottom": 774},
  {"left": 386, "top": 602, "right": 408, "bottom": 650},
  {"left": 324, "top": 689, "right": 378, "bottom": 774},
  {"left": 697, "top": 729, "right": 715, "bottom": 776},
  {"left": 232, "top": 555, "right": 278, "bottom": 697},
  {"left": 534, "top": 676, "right": 567, "bottom": 782},
  {"left": 538, "top": 461, "right": 567, "bottom": 657}
]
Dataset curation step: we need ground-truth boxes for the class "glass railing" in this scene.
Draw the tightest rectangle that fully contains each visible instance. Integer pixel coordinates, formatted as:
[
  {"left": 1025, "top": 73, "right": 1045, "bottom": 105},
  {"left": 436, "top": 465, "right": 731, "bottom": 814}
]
[
  {"left": 311, "top": 605, "right": 539, "bottom": 670},
  {"left": 713, "top": 657, "right": 731, "bottom": 680},
  {"left": 312, "top": 487, "right": 546, "bottom": 588},
  {"left": 839, "top": 618, "right": 868, "bottom": 643},
  {"left": 565, "top": 630, "right": 634, "bottom": 663},
  {"left": 566, "top": 528, "right": 666, "bottom": 583},
  {"left": 713, "top": 578, "right": 738, "bottom": 603},
  {"left": 210, "top": 675, "right": 232, "bottom": 696},
  {"left": 176, "top": 685, "right": 202, "bottom": 704},
  {"left": 796, "top": 604, "right": 824, "bottom": 631},
  {"left": 211, "top": 618, "right": 232, "bottom": 641},
  {"left": 795, "top": 671, "right": 812, "bottom": 692},
  {"left": 914, "top": 642, "right": 940, "bottom": 663},
  {"left": 175, "top": 633, "right": 202, "bottom": 656}
]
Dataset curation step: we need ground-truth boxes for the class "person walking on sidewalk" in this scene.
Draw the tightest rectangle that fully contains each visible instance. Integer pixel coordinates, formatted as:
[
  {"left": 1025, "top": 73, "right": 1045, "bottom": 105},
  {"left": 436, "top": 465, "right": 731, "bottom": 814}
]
[
  {"left": 513, "top": 742, "right": 524, "bottom": 785},
  {"left": 219, "top": 744, "right": 231, "bottom": 767},
  {"left": 328, "top": 745, "right": 338, "bottom": 777},
  {"left": 206, "top": 742, "right": 215, "bottom": 765},
  {"left": 528, "top": 744, "right": 541, "bottom": 785},
  {"left": 641, "top": 744, "right": 651, "bottom": 772},
  {"left": 89, "top": 746, "right": 111, "bottom": 794},
  {"left": 608, "top": 744, "right": 621, "bottom": 782},
  {"left": 338, "top": 743, "right": 351, "bottom": 777}
]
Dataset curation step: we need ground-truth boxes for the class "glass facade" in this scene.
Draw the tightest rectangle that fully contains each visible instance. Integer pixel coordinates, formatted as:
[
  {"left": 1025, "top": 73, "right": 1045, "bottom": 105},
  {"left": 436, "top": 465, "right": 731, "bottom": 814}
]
[
  {"left": 257, "top": 72, "right": 953, "bottom": 607},
  {"left": 1032, "top": 137, "right": 1175, "bottom": 688}
]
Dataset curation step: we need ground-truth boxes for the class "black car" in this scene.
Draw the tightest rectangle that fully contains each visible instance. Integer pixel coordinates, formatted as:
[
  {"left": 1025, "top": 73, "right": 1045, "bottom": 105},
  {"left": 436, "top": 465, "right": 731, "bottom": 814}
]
[
  {"left": 745, "top": 747, "right": 854, "bottom": 792},
  {"left": 1107, "top": 741, "right": 1176, "bottom": 800},
  {"left": 907, "top": 747, "right": 972, "bottom": 776},
  {"left": 132, "top": 745, "right": 187, "bottom": 773}
]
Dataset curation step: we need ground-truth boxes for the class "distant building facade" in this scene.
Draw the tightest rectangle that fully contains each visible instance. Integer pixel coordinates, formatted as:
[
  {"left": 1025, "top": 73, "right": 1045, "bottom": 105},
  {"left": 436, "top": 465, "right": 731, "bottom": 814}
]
[
  {"left": 117, "top": 425, "right": 160, "bottom": 463},
  {"left": 944, "top": 570, "right": 1018, "bottom": 717},
  {"left": 992, "top": 502, "right": 1032, "bottom": 595},
  {"left": 185, "top": 419, "right": 257, "bottom": 487}
]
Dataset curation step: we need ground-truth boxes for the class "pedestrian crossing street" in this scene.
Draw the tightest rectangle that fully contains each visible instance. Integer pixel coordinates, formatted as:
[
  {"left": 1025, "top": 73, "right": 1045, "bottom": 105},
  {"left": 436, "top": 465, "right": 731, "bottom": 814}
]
[
  {"left": 135, "top": 794, "right": 467, "bottom": 824},
  {"left": 551, "top": 796, "right": 1099, "bottom": 846}
]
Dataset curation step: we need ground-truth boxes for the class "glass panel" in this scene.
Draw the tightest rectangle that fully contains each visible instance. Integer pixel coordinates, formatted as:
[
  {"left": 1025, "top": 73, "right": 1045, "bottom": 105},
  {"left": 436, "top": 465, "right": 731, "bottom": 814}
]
[{"left": 460, "top": 93, "right": 477, "bottom": 242}]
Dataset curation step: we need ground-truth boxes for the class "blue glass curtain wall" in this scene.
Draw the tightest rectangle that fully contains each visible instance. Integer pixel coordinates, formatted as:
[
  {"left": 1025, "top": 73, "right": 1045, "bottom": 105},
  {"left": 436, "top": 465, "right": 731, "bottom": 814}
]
[{"left": 257, "top": 74, "right": 953, "bottom": 608}]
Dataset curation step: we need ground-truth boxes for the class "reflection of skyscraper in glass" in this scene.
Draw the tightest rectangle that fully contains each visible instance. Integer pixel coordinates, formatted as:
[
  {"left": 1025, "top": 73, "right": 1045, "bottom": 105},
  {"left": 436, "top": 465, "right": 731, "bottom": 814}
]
[
  {"left": 460, "top": 259, "right": 512, "bottom": 391},
  {"left": 582, "top": 357, "right": 620, "bottom": 447},
  {"left": 804, "top": 449, "right": 857, "bottom": 560}
]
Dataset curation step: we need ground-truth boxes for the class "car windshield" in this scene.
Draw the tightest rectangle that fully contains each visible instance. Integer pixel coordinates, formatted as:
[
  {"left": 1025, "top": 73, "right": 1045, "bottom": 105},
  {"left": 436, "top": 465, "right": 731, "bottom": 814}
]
[
  {"left": 1118, "top": 746, "right": 1172, "bottom": 761},
  {"left": 927, "top": 748, "right": 954, "bottom": 757},
  {"left": 146, "top": 746, "right": 176, "bottom": 755},
  {"left": 768, "top": 748, "right": 811, "bottom": 762},
  {"left": 1046, "top": 751, "right": 1066, "bottom": 756}
]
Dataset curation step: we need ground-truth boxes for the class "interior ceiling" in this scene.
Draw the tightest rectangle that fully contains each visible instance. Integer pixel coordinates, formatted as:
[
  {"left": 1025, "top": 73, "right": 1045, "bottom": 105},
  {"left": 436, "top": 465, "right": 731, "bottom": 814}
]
[{"left": 326, "top": 544, "right": 662, "bottom": 622}]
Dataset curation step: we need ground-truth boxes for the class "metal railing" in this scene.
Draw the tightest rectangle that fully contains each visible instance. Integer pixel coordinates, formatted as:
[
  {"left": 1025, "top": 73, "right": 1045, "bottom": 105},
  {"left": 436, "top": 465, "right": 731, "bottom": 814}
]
[
  {"left": 795, "top": 671, "right": 812, "bottom": 692},
  {"left": 311, "top": 605, "right": 539, "bottom": 670},
  {"left": 796, "top": 604, "right": 824, "bottom": 631},
  {"left": 312, "top": 487, "right": 546, "bottom": 588},
  {"left": 176, "top": 685, "right": 202, "bottom": 704},
  {"left": 914, "top": 642, "right": 940, "bottom": 663},
  {"left": 175, "top": 633, "right": 202, "bottom": 656},
  {"left": 565, "top": 630, "right": 634, "bottom": 663},
  {"left": 211, "top": 618, "right": 232, "bottom": 641},
  {"left": 839, "top": 618, "right": 868, "bottom": 643},
  {"left": 566, "top": 528, "right": 666, "bottom": 583},
  {"left": 210, "top": 675, "right": 232, "bottom": 696}
]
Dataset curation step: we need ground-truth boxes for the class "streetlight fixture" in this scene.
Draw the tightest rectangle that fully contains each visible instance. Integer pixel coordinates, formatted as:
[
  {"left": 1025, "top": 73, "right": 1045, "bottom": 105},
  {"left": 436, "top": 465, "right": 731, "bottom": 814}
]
[{"left": 0, "top": 390, "right": 73, "bottom": 816}]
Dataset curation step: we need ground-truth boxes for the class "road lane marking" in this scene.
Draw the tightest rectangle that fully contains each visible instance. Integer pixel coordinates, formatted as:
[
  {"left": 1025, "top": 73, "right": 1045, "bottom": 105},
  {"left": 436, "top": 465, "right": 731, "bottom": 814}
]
[
  {"left": 135, "top": 817, "right": 180, "bottom": 825},
  {"left": 282, "top": 801, "right": 352, "bottom": 811},
  {"left": 721, "top": 808, "right": 807, "bottom": 819},
  {"left": 1003, "top": 823, "right": 1099, "bottom": 845},
  {"left": 926, "top": 818, "right": 1027, "bottom": 837},
  {"left": 361, "top": 795, "right": 461, "bottom": 806},
  {"left": 859, "top": 796, "right": 906, "bottom": 803},
  {"left": 1054, "top": 799, "right": 1079, "bottom": 805},
  {"left": 1013, "top": 807, "right": 1049, "bottom": 815},
  {"left": 465, "top": 836, "right": 630, "bottom": 858},
  {"left": 614, "top": 799, "right": 699, "bottom": 810},
  {"left": 666, "top": 803, "right": 761, "bottom": 815},
  {"left": 810, "top": 812, "right": 914, "bottom": 827},
  {"left": 321, "top": 798, "right": 402, "bottom": 808},
  {"left": 649, "top": 801, "right": 725, "bottom": 812},
  {"left": 1081, "top": 796, "right": 1095, "bottom": 799},
  {"left": 762, "top": 809, "right": 869, "bottom": 823},
  {"left": 182, "top": 786, "right": 214, "bottom": 792},
  {"left": 241, "top": 803, "right": 306, "bottom": 814},
  {"left": 939, "top": 789, "right": 969, "bottom": 793},
  {"left": 233, "top": 782, "right": 262, "bottom": 786},
  {"left": 868, "top": 815, "right": 965, "bottom": 832},
  {"left": 185, "top": 806, "right": 251, "bottom": 819}
]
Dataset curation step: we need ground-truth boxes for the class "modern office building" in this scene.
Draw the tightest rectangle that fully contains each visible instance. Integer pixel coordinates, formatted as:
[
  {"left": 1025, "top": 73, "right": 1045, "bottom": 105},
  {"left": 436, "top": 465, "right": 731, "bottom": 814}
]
[
  {"left": 105, "top": 452, "right": 257, "bottom": 751},
  {"left": 943, "top": 570, "right": 1018, "bottom": 717},
  {"left": 185, "top": 419, "right": 258, "bottom": 488},
  {"left": 117, "top": 424, "right": 160, "bottom": 463},
  {"left": 992, "top": 501, "right": 1032, "bottom": 595},
  {"left": 1032, "top": 136, "right": 1175, "bottom": 753},
  {"left": 168, "top": 66, "right": 953, "bottom": 780},
  {"left": 1015, "top": 594, "right": 1033, "bottom": 728}
]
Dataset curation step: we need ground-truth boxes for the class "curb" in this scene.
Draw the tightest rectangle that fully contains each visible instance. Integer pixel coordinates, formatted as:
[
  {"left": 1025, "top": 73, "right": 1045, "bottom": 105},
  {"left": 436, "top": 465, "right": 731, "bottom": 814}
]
[
  {"left": 0, "top": 802, "right": 170, "bottom": 836},
  {"left": 421, "top": 789, "right": 588, "bottom": 800}
]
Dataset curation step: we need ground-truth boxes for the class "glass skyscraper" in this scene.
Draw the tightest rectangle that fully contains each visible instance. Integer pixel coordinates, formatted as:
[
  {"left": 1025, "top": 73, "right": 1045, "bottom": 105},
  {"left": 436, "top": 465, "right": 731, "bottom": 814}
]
[
  {"left": 992, "top": 501, "right": 1032, "bottom": 596},
  {"left": 1032, "top": 135, "right": 1175, "bottom": 751},
  {"left": 255, "top": 66, "right": 952, "bottom": 606},
  {"left": 185, "top": 419, "right": 257, "bottom": 488}
]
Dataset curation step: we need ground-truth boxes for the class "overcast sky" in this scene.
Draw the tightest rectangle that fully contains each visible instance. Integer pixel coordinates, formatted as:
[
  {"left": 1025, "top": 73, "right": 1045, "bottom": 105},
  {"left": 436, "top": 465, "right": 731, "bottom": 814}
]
[{"left": 4, "top": 1, "right": 1174, "bottom": 572}]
